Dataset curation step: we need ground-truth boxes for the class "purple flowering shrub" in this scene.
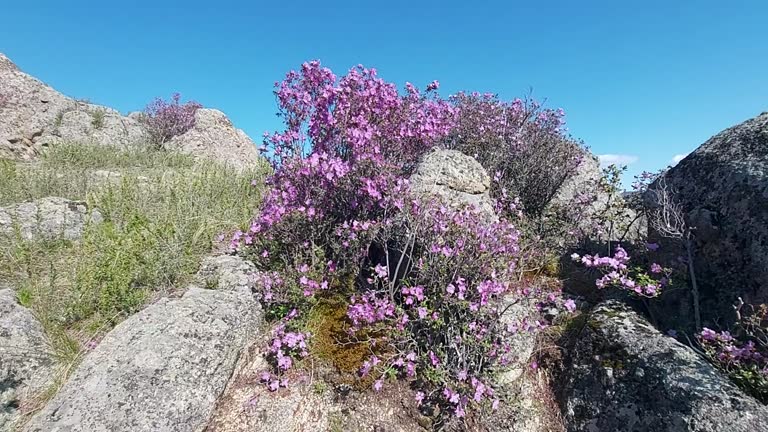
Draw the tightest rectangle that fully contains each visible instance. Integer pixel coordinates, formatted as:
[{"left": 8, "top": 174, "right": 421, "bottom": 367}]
[
  {"left": 347, "top": 199, "right": 527, "bottom": 417},
  {"left": 446, "top": 92, "right": 584, "bottom": 219},
  {"left": 698, "top": 300, "right": 768, "bottom": 402},
  {"left": 233, "top": 61, "right": 564, "bottom": 420},
  {"left": 443, "top": 92, "right": 592, "bottom": 274},
  {"left": 142, "top": 93, "right": 202, "bottom": 146}
]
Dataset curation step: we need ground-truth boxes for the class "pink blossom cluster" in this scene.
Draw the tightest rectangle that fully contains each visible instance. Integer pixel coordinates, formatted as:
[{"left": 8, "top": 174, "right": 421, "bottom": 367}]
[
  {"left": 571, "top": 246, "right": 667, "bottom": 297},
  {"left": 260, "top": 316, "right": 311, "bottom": 391},
  {"left": 700, "top": 328, "right": 767, "bottom": 369},
  {"left": 265, "top": 61, "right": 456, "bottom": 167},
  {"left": 696, "top": 303, "right": 768, "bottom": 401},
  {"left": 347, "top": 293, "right": 396, "bottom": 327},
  {"left": 337, "top": 199, "right": 533, "bottom": 415}
]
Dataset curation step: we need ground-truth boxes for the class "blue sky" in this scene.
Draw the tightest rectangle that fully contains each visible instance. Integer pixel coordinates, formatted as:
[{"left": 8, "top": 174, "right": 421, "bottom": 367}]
[{"left": 2, "top": 1, "right": 766, "bottom": 183}]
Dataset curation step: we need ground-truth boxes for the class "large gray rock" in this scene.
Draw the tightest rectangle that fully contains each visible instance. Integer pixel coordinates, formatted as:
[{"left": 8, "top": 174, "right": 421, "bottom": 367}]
[
  {"left": 0, "top": 53, "right": 71, "bottom": 160},
  {"left": 166, "top": 109, "right": 261, "bottom": 170},
  {"left": 193, "top": 254, "right": 256, "bottom": 292},
  {"left": 38, "top": 103, "right": 149, "bottom": 149},
  {"left": 25, "top": 255, "right": 262, "bottom": 432},
  {"left": 0, "top": 197, "right": 102, "bottom": 241},
  {"left": 0, "top": 53, "right": 147, "bottom": 160},
  {"left": 650, "top": 112, "right": 768, "bottom": 329},
  {"left": 560, "top": 301, "right": 768, "bottom": 432},
  {"left": 0, "top": 289, "right": 55, "bottom": 430},
  {"left": 553, "top": 152, "right": 603, "bottom": 209},
  {"left": 410, "top": 149, "right": 496, "bottom": 219}
]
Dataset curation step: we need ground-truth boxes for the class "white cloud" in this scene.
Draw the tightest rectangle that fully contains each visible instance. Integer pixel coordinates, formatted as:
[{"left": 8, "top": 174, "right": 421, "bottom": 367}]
[
  {"left": 597, "top": 154, "right": 639, "bottom": 168},
  {"left": 671, "top": 153, "right": 689, "bottom": 165}
]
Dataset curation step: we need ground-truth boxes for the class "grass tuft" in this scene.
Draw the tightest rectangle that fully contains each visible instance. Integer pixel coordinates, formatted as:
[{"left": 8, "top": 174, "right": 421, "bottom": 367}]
[{"left": 0, "top": 142, "right": 269, "bottom": 415}]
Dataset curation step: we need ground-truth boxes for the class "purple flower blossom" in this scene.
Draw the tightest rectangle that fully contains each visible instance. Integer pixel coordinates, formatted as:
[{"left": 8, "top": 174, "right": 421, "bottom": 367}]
[
  {"left": 374, "top": 264, "right": 388, "bottom": 279},
  {"left": 564, "top": 299, "right": 577, "bottom": 313}
]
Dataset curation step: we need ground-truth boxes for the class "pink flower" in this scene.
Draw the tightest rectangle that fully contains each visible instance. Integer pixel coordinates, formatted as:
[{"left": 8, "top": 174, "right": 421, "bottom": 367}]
[
  {"left": 700, "top": 327, "right": 718, "bottom": 341},
  {"left": 374, "top": 264, "right": 388, "bottom": 279},
  {"left": 455, "top": 405, "right": 466, "bottom": 417},
  {"left": 564, "top": 299, "right": 577, "bottom": 312},
  {"left": 374, "top": 380, "right": 383, "bottom": 391}
]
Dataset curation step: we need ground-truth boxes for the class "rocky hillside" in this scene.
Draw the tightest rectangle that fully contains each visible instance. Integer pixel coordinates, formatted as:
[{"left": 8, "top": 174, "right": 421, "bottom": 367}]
[
  {"left": 0, "top": 53, "right": 260, "bottom": 168},
  {"left": 1, "top": 53, "right": 767, "bottom": 432}
]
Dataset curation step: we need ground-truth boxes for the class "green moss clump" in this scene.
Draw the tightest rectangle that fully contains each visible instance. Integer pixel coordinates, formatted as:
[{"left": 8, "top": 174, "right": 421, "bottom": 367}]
[{"left": 306, "top": 295, "right": 371, "bottom": 375}]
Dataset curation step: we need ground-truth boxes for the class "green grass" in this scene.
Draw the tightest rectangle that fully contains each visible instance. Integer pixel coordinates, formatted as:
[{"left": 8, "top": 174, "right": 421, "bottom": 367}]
[{"left": 0, "top": 142, "right": 269, "bottom": 388}]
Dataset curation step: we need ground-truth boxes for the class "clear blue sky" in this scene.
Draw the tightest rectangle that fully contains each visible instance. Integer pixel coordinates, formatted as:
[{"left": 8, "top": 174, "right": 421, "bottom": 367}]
[{"left": 2, "top": 1, "right": 767, "bottom": 182}]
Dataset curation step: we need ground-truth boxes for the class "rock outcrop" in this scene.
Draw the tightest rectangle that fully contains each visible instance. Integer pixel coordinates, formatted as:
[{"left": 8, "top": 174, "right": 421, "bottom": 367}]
[
  {"left": 193, "top": 254, "right": 257, "bottom": 292},
  {"left": 1, "top": 53, "right": 72, "bottom": 160},
  {"left": 0, "top": 53, "right": 147, "bottom": 160},
  {"left": 39, "top": 103, "right": 148, "bottom": 149},
  {"left": 0, "top": 197, "right": 102, "bottom": 241},
  {"left": 0, "top": 289, "right": 55, "bottom": 430},
  {"left": 560, "top": 300, "right": 768, "bottom": 432},
  {"left": 25, "top": 255, "right": 262, "bottom": 432},
  {"left": 410, "top": 148, "right": 496, "bottom": 219},
  {"left": 553, "top": 152, "right": 603, "bottom": 209},
  {"left": 649, "top": 112, "right": 768, "bottom": 329},
  {"left": 166, "top": 109, "right": 262, "bottom": 170}
]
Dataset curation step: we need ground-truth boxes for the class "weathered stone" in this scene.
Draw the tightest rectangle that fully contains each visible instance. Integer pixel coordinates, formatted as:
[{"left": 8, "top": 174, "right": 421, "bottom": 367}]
[
  {"left": 553, "top": 152, "right": 603, "bottom": 208},
  {"left": 560, "top": 300, "right": 768, "bottom": 432},
  {"left": 556, "top": 152, "right": 646, "bottom": 244},
  {"left": 205, "top": 340, "right": 425, "bottom": 432},
  {"left": 24, "top": 277, "right": 262, "bottom": 431},
  {"left": 649, "top": 112, "right": 768, "bottom": 330},
  {"left": 0, "top": 54, "right": 147, "bottom": 160},
  {"left": 0, "top": 197, "right": 102, "bottom": 241},
  {"left": 0, "top": 289, "right": 55, "bottom": 430},
  {"left": 410, "top": 149, "right": 496, "bottom": 219},
  {"left": 497, "top": 296, "right": 540, "bottom": 385},
  {"left": 0, "top": 53, "right": 72, "bottom": 160},
  {"left": 193, "top": 254, "right": 256, "bottom": 293},
  {"left": 166, "top": 109, "right": 261, "bottom": 170},
  {"left": 38, "top": 103, "right": 149, "bottom": 149}
]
